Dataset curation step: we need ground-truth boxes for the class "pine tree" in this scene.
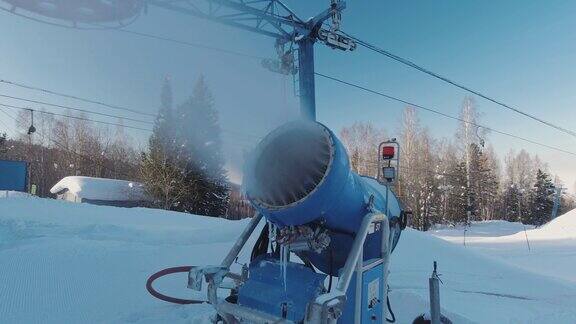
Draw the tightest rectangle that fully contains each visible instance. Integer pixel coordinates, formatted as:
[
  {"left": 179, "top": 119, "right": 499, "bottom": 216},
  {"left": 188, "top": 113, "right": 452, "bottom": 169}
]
[
  {"left": 502, "top": 184, "right": 521, "bottom": 222},
  {"left": 445, "top": 161, "right": 468, "bottom": 225},
  {"left": 141, "top": 77, "right": 186, "bottom": 210},
  {"left": 0, "top": 133, "right": 6, "bottom": 154},
  {"left": 150, "top": 76, "right": 174, "bottom": 159},
  {"left": 529, "top": 169, "right": 554, "bottom": 226},
  {"left": 468, "top": 143, "right": 499, "bottom": 221},
  {"left": 173, "top": 75, "right": 229, "bottom": 216}
]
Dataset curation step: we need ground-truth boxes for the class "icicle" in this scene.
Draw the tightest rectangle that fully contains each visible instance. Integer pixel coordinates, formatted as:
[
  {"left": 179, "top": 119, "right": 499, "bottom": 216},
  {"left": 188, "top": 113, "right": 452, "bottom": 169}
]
[
  {"left": 268, "top": 221, "right": 275, "bottom": 253},
  {"left": 280, "top": 244, "right": 288, "bottom": 292}
]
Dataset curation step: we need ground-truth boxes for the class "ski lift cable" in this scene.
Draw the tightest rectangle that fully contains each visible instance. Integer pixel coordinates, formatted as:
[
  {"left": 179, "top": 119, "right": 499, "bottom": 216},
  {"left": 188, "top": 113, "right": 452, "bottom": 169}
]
[
  {"left": 0, "top": 103, "right": 153, "bottom": 132},
  {"left": 0, "top": 93, "right": 263, "bottom": 141},
  {"left": 343, "top": 32, "right": 576, "bottom": 139},
  {"left": 0, "top": 98, "right": 257, "bottom": 162},
  {"left": 0, "top": 107, "right": 18, "bottom": 132},
  {"left": 112, "top": 28, "right": 267, "bottom": 61},
  {"left": 0, "top": 102, "right": 259, "bottom": 149},
  {"left": 315, "top": 72, "right": 576, "bottom": 157},
  {"left": 0, "top": 33, "right": 265, "bottom": 120},
  {"left": 0, "top": 113, "right": 11, "bottom": 131},
  {"left": 0, "top": 78, "right": 157, "bottom": 118},
  {"left": 0, "top": 94, "right": 154, "bottom": 125}
]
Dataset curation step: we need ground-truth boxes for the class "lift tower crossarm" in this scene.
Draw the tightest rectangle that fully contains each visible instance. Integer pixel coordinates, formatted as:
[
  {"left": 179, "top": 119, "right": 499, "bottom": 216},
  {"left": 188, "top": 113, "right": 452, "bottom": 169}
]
[
  {"left": 146, "top": 0, "right": 336, "bottom": 40},
  {"left": 146, "top": 0, "right": 353, "bottom": 120}
]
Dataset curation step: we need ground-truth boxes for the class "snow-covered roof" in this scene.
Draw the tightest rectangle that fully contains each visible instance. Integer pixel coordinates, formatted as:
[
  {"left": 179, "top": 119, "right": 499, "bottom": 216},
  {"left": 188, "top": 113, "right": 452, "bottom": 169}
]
[{"left": 50, "top": 176, "right": 150, "bottom": 202}]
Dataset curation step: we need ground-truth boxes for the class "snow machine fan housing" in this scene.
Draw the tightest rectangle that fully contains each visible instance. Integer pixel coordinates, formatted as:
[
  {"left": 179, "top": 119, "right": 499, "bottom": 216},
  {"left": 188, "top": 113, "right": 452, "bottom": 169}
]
[
  {"left": 245, "top": 121, "right": 334, "bottom": 211},
  {"left": 0, "top": 0, "right": 144, "bottom": 28}
]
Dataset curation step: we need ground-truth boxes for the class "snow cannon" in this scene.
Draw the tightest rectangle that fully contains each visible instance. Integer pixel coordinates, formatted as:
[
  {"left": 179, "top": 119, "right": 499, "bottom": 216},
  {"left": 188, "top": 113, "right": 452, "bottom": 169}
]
[
  {"left": 147, "top": 121, "right": 407, "bottom": 324},
  {"left": 244, "top": 121, "right": 404, "bottom": 274}
]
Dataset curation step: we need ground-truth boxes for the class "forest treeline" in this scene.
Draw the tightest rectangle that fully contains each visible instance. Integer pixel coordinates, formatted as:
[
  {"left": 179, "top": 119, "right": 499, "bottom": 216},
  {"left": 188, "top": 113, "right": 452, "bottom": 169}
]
[{"left": 340, "top": 98, "right": 575, "bottom": 230}]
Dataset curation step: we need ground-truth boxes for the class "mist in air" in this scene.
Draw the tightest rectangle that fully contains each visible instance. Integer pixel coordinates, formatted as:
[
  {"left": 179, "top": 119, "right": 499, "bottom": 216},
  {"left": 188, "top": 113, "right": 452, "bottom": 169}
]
[{"left": 0, "top": 0, "right": 300, "bottom": 185}]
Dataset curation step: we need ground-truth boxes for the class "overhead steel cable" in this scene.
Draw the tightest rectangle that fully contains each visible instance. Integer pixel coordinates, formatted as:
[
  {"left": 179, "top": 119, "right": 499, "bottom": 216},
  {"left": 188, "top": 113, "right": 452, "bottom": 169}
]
[
  {"left": 0, "top": 107, "right": 18, "bottom": 132},
  {"left": 0, "top": 78, "right": 156, "bottom": 117},
  {"left": 0, "top": 103, "right": 152, "bottom": 132},
  {"left": 343, "top": 32, "right": 576, "bottom": 139},
  {"left": 0, "top": 94, "right": 154, "bottom": 125},
  {"left": 315, "top": 72, "right": 576, "bottom": 157},
  {"left": 112, "top": 28, "right": 266, "bottom": 60}
]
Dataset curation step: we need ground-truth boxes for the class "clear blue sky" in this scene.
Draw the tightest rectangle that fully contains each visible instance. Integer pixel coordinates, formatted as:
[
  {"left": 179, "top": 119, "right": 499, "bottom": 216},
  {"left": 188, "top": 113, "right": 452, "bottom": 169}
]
[{"left": 0, "top": 0, "right": 575, "bottom": 190}]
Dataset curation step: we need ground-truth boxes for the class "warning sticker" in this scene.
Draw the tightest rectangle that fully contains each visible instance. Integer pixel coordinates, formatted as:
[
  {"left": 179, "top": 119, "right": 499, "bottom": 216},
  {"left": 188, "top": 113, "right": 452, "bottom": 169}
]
[{"left": 368, "top": 222, "right": 381, "bottom": 234}]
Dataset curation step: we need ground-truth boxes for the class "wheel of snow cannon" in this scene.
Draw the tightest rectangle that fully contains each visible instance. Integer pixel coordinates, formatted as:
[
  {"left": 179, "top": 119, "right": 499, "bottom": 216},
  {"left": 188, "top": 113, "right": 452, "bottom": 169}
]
[{"left": 412, "top": 314, "right": 452, "bottom": 324}]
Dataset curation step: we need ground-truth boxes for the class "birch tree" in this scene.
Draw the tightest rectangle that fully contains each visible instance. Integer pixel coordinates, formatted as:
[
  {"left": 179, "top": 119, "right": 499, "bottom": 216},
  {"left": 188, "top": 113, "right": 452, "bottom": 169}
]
[{"left": 398, "top": 107, "right": 440, "bottom": 230}]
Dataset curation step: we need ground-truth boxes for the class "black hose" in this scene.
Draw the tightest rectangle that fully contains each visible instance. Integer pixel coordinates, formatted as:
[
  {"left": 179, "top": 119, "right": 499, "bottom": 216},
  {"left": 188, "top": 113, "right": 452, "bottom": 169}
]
[
  {"left": 327, "top": 248, "right": 333, "bottom": 292},
  {"left": 386, "top": 292, "right": 396, "bottom": 323},
  {"left": 146, "top": 266, "right": 206, "bottom": 305}
]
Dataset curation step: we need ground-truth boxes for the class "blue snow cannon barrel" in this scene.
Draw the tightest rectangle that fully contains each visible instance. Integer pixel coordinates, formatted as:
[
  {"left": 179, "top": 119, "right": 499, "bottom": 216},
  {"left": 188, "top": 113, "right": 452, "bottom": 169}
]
[{"left": 245, "top": 120, "right": 403, "bottom": 274}]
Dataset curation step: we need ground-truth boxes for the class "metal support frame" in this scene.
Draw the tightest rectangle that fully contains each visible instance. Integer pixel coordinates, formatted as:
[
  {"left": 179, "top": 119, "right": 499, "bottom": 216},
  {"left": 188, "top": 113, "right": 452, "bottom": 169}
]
[
  {"left": 145, "top": 0, "right": 354, "bottom": 121},
  {"left": 429, "top": 262, "right": 441, "bottom": 324},
  {"left": 189, "top": 211, "right": 392, "bottom": 323},
  {"left": 298, "top": 38, "right": 316, "bottom": 120},
  {"left": 189, "top": 212, "right": 297, "bottom": 323}
]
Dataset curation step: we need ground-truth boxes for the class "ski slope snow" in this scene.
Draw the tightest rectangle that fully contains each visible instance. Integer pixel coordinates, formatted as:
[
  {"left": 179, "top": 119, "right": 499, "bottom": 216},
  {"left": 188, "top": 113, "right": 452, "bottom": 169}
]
[
  {"left": 432, "top": 210, "right": 576, "bottom": 284},
  {"left": 1, "top": 196, "right": 576, "bottom": 323}
]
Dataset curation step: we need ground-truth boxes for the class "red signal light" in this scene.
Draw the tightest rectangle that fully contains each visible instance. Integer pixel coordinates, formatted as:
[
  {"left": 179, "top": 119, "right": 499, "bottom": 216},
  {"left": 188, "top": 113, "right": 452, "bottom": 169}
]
[{"left": 382, "top": 146, "right": 395, "bottom": 160}]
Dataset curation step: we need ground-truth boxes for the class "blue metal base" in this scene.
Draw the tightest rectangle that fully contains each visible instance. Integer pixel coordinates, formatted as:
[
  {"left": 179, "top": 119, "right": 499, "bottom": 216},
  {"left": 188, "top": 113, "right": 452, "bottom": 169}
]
[{"left": 237, "top": 256, "right": 327, "bottom": 322}]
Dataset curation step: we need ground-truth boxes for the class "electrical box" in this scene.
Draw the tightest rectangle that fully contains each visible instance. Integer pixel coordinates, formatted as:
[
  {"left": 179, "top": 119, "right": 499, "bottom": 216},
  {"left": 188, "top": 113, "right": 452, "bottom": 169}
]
[
  {"left": 0, "top": 160, "right": 28, "bottom": 192},
  {"left": 339, "top": 260, "right": 386, "bottom": 323}
]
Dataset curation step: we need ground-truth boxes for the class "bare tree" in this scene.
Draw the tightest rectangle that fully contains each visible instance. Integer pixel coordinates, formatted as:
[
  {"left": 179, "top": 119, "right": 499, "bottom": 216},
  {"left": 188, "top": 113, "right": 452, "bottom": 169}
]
[
  {"left": 140, "top": 154, "right": 188, "bottom": 209},
  {"left": 397, "top": 107, "right": 440, "bottom": 230},
  {"left": 339, "top": 122, "right": 386, "bottom": 178}
]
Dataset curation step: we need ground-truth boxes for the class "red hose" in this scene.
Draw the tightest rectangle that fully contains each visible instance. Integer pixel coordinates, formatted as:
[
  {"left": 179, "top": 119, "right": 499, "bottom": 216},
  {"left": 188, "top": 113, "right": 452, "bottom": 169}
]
[{"left": 146, "top": 266, "right": 206, "bottom": 305}]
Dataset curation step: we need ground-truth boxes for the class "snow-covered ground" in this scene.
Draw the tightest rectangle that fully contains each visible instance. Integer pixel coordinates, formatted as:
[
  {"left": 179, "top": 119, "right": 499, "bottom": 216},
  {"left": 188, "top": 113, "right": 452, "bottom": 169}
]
[
  {"left": 0, "top": 190, "right": 31, "bottom": 199},
  {"left": 1, "top": 197, "right": 576, "bottom": 323},
  {"left": 431, "top": 213, "right": 576, "bottom": 284}
]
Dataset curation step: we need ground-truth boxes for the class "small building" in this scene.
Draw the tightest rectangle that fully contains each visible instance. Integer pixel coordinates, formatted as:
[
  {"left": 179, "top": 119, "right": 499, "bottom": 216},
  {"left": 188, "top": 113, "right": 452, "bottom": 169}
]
[{"left": 50, "top": 176, "right": 151, "bottom": 208}]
